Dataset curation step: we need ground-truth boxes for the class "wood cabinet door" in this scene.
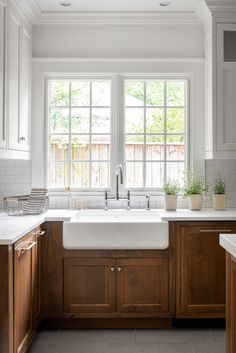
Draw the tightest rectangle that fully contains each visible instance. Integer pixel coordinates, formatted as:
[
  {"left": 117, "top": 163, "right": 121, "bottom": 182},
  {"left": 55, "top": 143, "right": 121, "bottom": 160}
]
[
  {"left": 14, "top": 232, "right": 36, "bottom": 353},
  {"left": 64, "top": 259, "right": 116, "bottom": 313},
  {"left": 116, "top": 258, "right": 169, "bottom": 314},
  {"left": 176, "top": 222, "right": 236, "bottom": 318},
  {"left": 35, "top": 228, "right": 44, "bottom": 328},
  {"left": 226, "top": 253, "right": 236, "bottom": 353}
]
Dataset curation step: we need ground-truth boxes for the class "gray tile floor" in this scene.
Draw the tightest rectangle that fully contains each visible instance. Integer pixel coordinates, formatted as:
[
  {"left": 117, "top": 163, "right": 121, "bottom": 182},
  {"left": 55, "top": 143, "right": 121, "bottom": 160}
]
[{"left": 28, "top": 328, "right": 225, "bottom": 353}]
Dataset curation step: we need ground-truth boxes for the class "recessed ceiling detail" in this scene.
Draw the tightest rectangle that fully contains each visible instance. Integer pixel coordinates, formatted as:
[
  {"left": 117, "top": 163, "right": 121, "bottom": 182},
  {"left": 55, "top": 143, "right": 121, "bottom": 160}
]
[{"left": 34, "top": 0, "right": 199, "bottom": 13}]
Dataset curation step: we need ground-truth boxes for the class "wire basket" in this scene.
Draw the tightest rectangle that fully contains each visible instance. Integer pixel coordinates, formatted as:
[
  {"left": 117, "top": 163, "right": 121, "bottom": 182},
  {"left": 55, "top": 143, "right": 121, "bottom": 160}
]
[
  {"left": 3, "top": 195, "right": 49, "bottom": 216},
  {"left": 3, "top": 195, "right": 29, "bottom": 216}
]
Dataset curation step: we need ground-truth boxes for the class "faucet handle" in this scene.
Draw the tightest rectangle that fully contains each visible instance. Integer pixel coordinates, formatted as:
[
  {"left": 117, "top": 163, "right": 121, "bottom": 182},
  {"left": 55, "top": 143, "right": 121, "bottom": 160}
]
[
  {"left": 127, "top": 190, "right": 130, "bottom": 210},
  {"left": 146, "top": 195, "right": 151, "bottom": 210},
  {"left": 104, "top": 190, "right": 108, "bottom": 210}
]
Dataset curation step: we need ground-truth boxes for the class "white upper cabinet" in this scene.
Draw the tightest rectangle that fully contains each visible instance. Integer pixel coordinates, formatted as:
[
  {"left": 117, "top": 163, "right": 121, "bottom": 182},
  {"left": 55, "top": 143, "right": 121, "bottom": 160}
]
[
  {"left": 205, "top": 16, "right": 236, "bottom": 159},
  {"left": 216, "top": 24, "right": 236, "bottom": 155},
  {"left": 8, "top": 4, "right": 21, "bottom": 151},
  {"left": 0, "top": 0, "right": 6, "bottom": 149},
  {"left": 0, "top": 0, "right": 32, "bottom": 159}
]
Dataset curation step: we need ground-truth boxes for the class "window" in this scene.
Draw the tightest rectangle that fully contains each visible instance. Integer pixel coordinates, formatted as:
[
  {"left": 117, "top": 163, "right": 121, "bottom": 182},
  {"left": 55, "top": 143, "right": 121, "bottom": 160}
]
[
  {"left": 47, "top": 76, "right": 187, "bottom": 191},
  {"left": 48, "top": 79, "right": 112, "bottom": 189},
  {"left": 124, "top": 79, "right": 187, "bottom": 189}
]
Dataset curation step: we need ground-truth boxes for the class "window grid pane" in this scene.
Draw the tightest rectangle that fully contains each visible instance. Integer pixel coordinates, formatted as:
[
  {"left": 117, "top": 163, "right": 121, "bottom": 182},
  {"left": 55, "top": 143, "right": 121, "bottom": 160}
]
[
  {"left": 124, "top": 79, "right": 186, "bottom": 188},
  {"left": 49, "top": 80, "right": 111, "bottom": 189}
]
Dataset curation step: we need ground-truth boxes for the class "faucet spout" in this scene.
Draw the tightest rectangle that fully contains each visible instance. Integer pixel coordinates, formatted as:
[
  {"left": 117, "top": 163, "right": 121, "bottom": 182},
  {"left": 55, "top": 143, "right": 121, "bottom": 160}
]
[{"left": 115, "top": 164, "right": 123, "bottom": 200}]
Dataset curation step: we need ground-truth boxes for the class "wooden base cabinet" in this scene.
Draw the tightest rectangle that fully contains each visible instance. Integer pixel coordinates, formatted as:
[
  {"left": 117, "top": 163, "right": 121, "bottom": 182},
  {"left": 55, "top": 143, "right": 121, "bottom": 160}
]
[
  {"left": 176, "top": 222, "right": 236, "bottom": 318},
  {"left": 64, "top": 259, "right": 116, "bottom": 313},
  {"left": 226, "top": 253, "right": 236, "bottom": 353},
  {"left": 14, "top": 231, "right": 37, "bottom": 353},
  {"left": 117, "top": 258, "right": 169, "bottom": 314},
  {"left": 63, "top": 257, "right": 170, "bottom": 316}
]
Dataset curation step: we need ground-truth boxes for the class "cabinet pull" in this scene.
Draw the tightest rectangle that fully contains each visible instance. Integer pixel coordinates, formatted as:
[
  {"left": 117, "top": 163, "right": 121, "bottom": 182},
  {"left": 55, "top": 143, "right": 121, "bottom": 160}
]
[
  {"left": 110, "top": 267, "right": 115, "bottom": 272},
  {"left": 117, "top": 267, "right": 122, "bottom": 272},
  {"left": 199, "top": 229, "right": 232, "bottom": 233},
  {"left": 16, "top": 241, "right": 36, "bottom": 257}
]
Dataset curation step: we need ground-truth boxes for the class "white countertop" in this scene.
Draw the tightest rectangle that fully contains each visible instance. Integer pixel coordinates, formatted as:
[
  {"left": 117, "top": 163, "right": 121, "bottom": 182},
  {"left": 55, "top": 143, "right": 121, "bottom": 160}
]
[
  {"left": 0, "top": 210, "right": 77, "bottom": 245},
  {"left": 1, "top": 208, "right": 236, "bottom": 245},
  {"left": 159, "top": 208, "right": 236, "bottom": 221},
  {"left": 220, "top": 234, "right": 236, "bottom": 258}
]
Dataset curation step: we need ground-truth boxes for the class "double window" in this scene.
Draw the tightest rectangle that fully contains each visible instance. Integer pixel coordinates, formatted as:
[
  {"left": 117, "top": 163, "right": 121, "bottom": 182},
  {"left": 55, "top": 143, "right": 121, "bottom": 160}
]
[{"left": 48, "top": 75, "right": 188, "bottom": 192}]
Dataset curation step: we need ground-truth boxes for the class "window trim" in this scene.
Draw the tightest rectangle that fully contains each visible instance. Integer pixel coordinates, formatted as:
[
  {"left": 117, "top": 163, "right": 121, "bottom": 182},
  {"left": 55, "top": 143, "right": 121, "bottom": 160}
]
[{"left": 45, "top": 73, "right": 190, "bottom": 195}]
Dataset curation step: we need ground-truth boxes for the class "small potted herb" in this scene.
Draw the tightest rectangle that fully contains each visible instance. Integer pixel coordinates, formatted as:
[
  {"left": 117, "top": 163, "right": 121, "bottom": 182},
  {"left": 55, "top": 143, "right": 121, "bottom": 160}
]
[
  {"left": 212, "top": 176, "right": 226, "bottom": 210},
  {"left": 184, "top": 169, "right": 207, "bottom": 210},
  {"left": 163, "top": 178, "right": 179, "bottom": 211}
]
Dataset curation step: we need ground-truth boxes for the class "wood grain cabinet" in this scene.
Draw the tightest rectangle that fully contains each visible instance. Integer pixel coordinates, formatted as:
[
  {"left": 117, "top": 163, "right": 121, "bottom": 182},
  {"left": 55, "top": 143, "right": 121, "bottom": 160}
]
[
  {"left": 226, "top": 253, "right": 236, "bottom": 353},
  {"left": 13, "top": 227, "right": 44, "bottom": 353},
  {"left": 116, "top": 258, "right": 169, "bottom": 314},
  {"left": 64, "top": 258, "right": 116, "bottom": 313},
  {"left": 176, "top": 222, "right": 236, "bottom": 318},
  {"left": 63, "top": 257, "right": 170, "bottom": 316},
  {"left": 14, "top": 231, "right": 37, "bottom": 353}
]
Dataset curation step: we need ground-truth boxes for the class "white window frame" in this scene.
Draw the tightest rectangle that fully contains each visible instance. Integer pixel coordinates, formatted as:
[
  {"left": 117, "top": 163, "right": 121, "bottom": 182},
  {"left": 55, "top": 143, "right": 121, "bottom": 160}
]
[{"left": 45, "top": 73, "right": 190, "bottom": 196}]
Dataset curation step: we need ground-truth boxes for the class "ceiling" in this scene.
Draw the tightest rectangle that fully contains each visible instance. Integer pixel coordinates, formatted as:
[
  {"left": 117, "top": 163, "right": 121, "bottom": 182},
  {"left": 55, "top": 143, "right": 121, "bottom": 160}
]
[{"left": 33, "top": 0, "right": 199, "bottom": 13}]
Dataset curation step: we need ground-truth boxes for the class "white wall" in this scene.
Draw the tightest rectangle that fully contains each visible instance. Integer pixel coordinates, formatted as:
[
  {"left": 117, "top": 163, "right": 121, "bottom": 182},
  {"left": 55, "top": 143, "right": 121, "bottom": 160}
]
[{"left": 33, "top": 24, "right": 204, "bottom": 58}]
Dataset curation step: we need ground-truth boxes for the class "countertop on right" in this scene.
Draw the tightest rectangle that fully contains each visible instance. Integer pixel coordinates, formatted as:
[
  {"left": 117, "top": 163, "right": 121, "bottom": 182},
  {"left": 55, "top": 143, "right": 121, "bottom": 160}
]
[{"left": 220, "top": 233, "right": 236, "bottom": 258}]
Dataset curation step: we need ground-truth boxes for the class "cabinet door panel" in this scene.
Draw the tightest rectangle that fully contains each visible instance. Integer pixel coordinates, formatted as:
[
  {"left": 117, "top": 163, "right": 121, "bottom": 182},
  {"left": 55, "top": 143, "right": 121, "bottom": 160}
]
[
  {"left": 176, "top": 222, "right": 236, "bottom": 318},
  {"left": 226, "top": 254, "right": 236, "bottom": 353},
  {"left": 117, "top": 258, "right": 169, "bottom": 314},
  {"left": 0, "top": 0, "right": 6, "bottom": 148},
  {"left": 19, "top": 25, "right": 31, "bottom": 151},
  {"left": 8, "top": 9, "right": 21, "bottom": 151},
  {"left": 14, "top": 232, "right": 36, "bottom": 353},
  {"left": 64, "top": 259, "right": 116, "bottom": 313}
]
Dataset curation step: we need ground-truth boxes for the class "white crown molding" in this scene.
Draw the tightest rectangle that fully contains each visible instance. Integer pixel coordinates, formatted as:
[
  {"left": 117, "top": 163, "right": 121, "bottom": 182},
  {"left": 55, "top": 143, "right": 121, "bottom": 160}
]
[
  {"left": 14, "top": 0, "right": 38, "bottom": 25},
  {"left": 195, "top": 0, "right": 211, "bottom": 26},
  {"left": 32, "top": 57, "right": 204, "bottom": 63},
  {"left": 32, "top": 12, "right": 201, "bottom": 26}
]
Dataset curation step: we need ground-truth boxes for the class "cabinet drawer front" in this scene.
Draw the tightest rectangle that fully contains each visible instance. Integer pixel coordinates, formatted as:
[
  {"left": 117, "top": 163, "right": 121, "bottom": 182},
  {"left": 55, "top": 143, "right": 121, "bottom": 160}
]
[
  {"left": 64, "top": 259, "right": 116, "bottom": 313},
  {"left": 116, "top": 258, "right": 169, "bottom": 314}
]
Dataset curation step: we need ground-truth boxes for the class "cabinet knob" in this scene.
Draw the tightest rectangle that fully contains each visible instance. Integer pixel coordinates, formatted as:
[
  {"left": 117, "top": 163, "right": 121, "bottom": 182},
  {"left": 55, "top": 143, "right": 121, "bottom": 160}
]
[
  {"left": 37, "top": 231, "right": 46, "bottom": 236},
  {"left": 117, "top": 267, "right": 122, "bottom": 272},
  {"left": 110, "top": 267, "right": 115, "bottom": 272}
]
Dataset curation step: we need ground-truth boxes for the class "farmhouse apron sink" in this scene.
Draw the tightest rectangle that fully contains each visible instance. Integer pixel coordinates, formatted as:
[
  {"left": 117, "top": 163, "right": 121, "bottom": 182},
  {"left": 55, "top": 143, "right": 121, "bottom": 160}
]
[{"left": 63, "top": 209, "right": 169, "bottom": 250}]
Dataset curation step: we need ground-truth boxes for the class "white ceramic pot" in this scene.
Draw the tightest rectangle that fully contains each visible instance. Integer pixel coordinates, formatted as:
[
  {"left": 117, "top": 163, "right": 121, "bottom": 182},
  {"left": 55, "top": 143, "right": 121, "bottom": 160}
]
[
  {"left": 213, "top": 194, "right": 226, "bottom": 210},
  {"left": 189, "top": 194, "right": 203, "bottom": 210},
  {"left": 164, "top": 195, "right": 177, "bottom": 211}
]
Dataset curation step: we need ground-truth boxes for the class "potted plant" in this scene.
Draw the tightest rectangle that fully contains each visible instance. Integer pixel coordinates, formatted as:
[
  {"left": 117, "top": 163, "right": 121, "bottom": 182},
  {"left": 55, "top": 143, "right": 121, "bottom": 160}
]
[
  {"left": 163, "top": 178, "right": 179, "bottom": 211},
  {"left": 212, "top": 176, "right": 226, "bottom": 210},
  {"left": 184, "top": 169, "right": 207, "bottom": 210}
]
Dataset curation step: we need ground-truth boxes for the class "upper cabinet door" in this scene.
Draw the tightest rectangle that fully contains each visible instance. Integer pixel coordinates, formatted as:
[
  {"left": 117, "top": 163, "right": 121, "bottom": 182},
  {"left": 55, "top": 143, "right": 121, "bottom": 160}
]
[
  {"left": 0, "top": 0, "right": 6, "bottom": 149},
  {"left": 8, "top": 5, "right": 21, "bottom": 151},
  {"left": 216, "top": 24, "right": 236, "bottom": 155},
  {"left": 19, "top": 24, "right": 31, "bottom": 152},
  {"left": 8, "top": 3, "right": 31, "bottom": 152}
]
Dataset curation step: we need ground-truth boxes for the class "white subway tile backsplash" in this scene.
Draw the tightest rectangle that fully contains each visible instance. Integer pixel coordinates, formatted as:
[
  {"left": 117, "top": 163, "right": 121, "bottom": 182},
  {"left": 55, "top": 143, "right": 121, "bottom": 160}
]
[
  {"left": 205, "top": 159, "right": 236, "bottom": 208},
  {"left": 0, "top": 160, "right": 31, "bottom": 209}
]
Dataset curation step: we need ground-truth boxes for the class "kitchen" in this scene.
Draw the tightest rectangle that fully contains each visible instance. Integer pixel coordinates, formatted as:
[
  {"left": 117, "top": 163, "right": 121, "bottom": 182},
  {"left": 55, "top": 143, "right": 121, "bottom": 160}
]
[{"left": 0, "top": 0, "right": 236, "bottom": 353}]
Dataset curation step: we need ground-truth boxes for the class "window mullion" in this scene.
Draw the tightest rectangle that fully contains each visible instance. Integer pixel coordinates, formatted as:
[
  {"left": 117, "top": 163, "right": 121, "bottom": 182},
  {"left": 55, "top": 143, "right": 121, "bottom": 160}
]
[
  {"left": 69, "top": 81, "right": 72, "bottom": 188},
  {"left": 143, "top": 81, "right": 147, "bottom": 189},
  {"left": 89, "top": 81, "right": 92, "bottom": 188},
  {"left": 164, "top": 81, "right": 167, "bottom": 180}
]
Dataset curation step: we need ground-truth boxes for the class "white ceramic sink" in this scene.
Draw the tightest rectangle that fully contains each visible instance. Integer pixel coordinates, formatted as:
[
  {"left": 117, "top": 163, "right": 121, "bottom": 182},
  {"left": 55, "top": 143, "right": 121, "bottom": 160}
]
[{"left": 63, "top": 209, "right": 169, "bottom": 250}]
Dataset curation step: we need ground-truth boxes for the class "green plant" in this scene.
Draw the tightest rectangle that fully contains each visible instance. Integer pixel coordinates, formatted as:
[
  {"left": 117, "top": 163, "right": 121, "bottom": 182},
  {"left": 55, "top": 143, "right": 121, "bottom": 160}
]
[
  {"left": 163, "top": 178, "right": 179, "bottom": 195},
  {"left": 184, "top": 169, "right": 207, "bottom": 197},
  {"left": 213, "top": 176, "right": 226, "bottom": 194}
]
